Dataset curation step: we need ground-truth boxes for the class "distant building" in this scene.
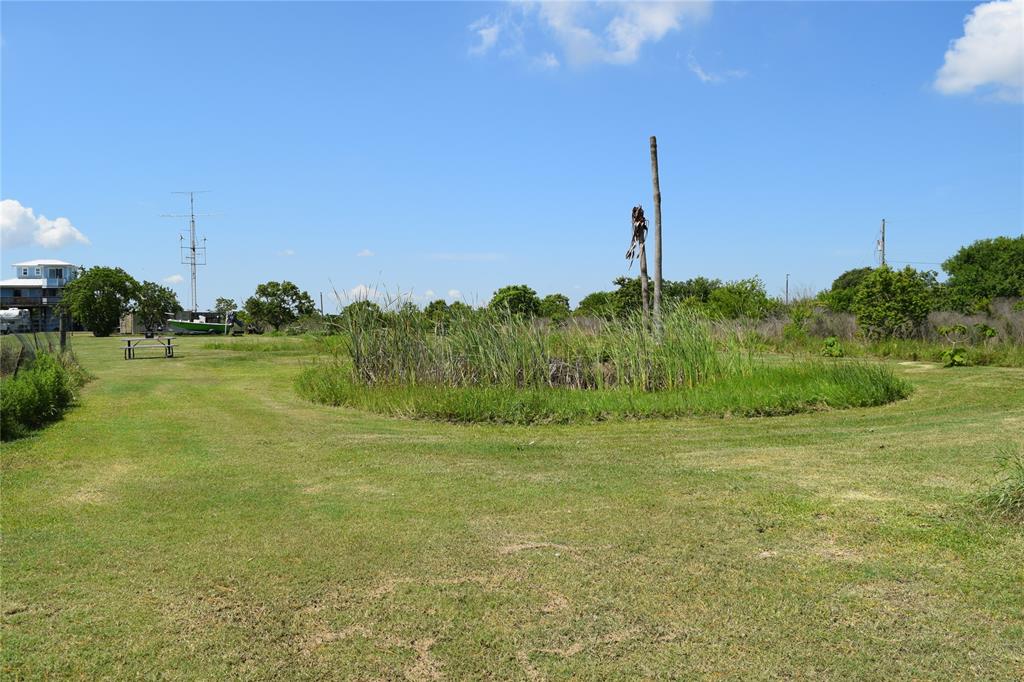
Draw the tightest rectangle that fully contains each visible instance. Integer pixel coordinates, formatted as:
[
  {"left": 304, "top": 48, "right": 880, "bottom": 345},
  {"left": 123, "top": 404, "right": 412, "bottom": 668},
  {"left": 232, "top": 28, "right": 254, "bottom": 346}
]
[{"left": 0, "top": 259, "right": 80, "bottom": 332}]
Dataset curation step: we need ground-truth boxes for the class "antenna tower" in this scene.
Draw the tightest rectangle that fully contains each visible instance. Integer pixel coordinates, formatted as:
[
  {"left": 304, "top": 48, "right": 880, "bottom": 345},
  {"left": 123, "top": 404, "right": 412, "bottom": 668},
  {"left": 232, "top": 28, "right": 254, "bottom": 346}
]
[{"left": 163, "top": 191, "right": 211, "bottom": 313}]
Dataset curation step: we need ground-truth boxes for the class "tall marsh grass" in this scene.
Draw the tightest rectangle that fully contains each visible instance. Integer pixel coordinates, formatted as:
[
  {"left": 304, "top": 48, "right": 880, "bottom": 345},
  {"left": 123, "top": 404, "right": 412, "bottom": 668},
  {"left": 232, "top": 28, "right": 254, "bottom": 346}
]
[
  {"left": 298, "top": 304, "right": 911, "bottom": 423},
  {"left": 332, "top": 305, "right": 750, "bottom": 391}
]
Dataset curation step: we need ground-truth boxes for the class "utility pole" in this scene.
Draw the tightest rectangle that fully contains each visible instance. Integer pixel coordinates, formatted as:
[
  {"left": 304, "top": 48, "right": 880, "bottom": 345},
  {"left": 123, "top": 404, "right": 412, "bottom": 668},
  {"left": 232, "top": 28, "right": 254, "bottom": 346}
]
[
  {"left": 320, "top": 292, "right": 324, "bottom": 316},
  {"left": 785, "top": 274, "right": 790, "bottom": 305},
  {"left": 878, "top": 218, "right": 886, "bottom": 267},
  {"left": 649, "top": 136, "right": 663, "bottom": 322}
]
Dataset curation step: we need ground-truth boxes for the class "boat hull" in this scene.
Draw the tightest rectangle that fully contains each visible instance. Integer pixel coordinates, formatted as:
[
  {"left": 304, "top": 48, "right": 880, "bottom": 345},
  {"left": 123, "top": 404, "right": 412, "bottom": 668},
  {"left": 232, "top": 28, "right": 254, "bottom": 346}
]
[{"left": 168, "top": 319, "right": 231, "bottom": 335}]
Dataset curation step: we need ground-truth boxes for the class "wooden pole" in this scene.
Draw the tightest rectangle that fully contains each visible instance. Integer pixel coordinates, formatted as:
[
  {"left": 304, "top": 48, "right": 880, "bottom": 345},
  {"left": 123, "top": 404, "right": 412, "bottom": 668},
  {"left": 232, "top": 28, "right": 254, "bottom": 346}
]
[{"left": 649, "top": 136, "right": 663, "bottom": 322}]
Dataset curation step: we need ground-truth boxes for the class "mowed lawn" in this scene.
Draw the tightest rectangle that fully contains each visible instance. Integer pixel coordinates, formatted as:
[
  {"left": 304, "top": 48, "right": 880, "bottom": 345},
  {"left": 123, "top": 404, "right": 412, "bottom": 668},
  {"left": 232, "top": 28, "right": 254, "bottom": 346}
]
[{"left": 2, "top": 335, "right": 1023, "bottom": 680}]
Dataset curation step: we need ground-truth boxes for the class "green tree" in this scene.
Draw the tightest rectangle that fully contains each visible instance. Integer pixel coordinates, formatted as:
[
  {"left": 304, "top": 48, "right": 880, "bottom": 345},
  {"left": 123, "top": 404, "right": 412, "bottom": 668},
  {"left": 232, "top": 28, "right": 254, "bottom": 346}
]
[
  {"left": 340, "top": 300, "right": 383, "bottom": 326},
  {"left": 574, "top": 291, "right": 619, "bottom": 320},
  {"left": 243, "top": 281, "right": 316, "bottom": 331},
  {"left": 942, "top": 235, "right": 1024, "bottom": 310},
  {"left": 612, "top": 276, "right": 723, "bottom": 317},
  {"left": 135, "top": 281, "right": 182, "bottom": 331},
  {"left": 822, "top": 267, "right": 874, "bottom": 313},
  {"left": 708, "top": 277, "right": 780, "bottom": 319},
  {"left": 852, "top": 266, "right": 933, "bottom": 339},
  {"left": 538, "top": 293, "right": 570, "bottom": 322},
  {"left": 214, "top": 297, "right": 237, "bottom": 315},
  {"left": 60, "top": 266, "right": 138, "bottom": 337},
  {"left": 489, "top": 285, "right": 541, "bottom": 317}
]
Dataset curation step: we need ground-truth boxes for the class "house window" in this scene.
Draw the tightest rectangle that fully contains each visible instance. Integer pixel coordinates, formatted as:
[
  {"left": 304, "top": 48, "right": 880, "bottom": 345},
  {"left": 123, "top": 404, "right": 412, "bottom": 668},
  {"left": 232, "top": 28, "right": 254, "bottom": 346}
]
[
  {"left": 13, "top": 289, "right": 22, "bottom": 297},
  {"left": 35, "top": 268, "right": 41, "bottom": 276},
  {"left": 48, "top": 268, "right": 64, "bottom": 279},
  {"left": 21, "top": 268, "right": 28, "bottom": 276}
]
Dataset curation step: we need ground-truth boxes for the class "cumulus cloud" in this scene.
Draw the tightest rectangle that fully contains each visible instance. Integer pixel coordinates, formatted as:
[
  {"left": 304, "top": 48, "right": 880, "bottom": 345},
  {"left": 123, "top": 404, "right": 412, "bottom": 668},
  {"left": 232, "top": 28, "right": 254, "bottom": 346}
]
[
  {"left": 447, "top": 289, "right": 462, "bottom": 300},
  {"left": 279, "top": 248, "right": 296, "bottom": 257},
  {"left": 470, "top": 1, "right": 711, "bottom": 68},
  {"left": 348, "top": 284, "right": 378, "bottom": 300},
  {"left": 935, "top": 0, "right": 1023, "bottom": 101},
  {"left": 1, "top": 199, "right": 90, "bottom": 249},
  {"left": 687, "top": 52, "right": 747, "bottom": 84},
  {"left": 356, "top": 248, "right": 375, "bottom": 257},
  {"left": 164, "top": 274, "right": 185, "bottom": 285}
]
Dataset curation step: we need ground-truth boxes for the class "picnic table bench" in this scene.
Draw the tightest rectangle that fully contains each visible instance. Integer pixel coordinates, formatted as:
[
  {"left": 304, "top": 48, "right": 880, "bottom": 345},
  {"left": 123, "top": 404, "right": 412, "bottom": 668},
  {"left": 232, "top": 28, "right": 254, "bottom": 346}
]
[{"left": 122, "top": 336, "right": 176, "bottom": 360}]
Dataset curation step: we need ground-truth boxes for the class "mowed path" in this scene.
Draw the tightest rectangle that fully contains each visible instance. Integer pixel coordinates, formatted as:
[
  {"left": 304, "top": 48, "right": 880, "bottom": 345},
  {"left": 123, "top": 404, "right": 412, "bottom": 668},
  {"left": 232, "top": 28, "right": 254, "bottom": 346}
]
[{"left": 3, "top": 335, "right": 1023, "bottom": 679}]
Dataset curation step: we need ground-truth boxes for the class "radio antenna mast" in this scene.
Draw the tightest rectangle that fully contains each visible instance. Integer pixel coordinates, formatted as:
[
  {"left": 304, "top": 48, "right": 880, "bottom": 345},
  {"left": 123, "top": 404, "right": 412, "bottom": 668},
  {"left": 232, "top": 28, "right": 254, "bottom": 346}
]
[{"left": 163, "top": 191, "right": 211, "bottom": 314}]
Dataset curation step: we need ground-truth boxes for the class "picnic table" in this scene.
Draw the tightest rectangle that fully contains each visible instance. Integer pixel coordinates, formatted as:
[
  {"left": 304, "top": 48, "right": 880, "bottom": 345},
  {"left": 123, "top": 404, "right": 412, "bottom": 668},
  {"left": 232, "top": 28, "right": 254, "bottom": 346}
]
[{"left": 122, "top": 336, "right": 176, "bottom": 360}]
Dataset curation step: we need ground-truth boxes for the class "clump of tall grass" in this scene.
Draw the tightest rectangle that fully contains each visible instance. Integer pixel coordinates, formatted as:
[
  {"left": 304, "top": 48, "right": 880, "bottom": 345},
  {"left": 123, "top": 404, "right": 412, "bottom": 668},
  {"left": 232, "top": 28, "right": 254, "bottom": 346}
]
[
  {"left": 332, "top": 303, "right": 749, "bottom": 391},
  {"left": 977, "top": 445, "right": 1024, "bottom": 523}
]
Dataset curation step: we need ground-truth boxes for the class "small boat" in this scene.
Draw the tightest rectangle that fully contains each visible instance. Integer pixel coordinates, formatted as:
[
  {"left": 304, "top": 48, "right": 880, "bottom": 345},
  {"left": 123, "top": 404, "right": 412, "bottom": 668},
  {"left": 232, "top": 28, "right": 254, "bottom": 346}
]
[{"left": 168, "top": 311, "right": 238, "bottom": 335}]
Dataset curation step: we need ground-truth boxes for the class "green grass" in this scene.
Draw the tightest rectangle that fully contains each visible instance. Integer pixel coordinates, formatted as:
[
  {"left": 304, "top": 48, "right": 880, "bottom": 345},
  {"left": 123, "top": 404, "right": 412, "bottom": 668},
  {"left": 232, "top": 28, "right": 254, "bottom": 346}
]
[
  {"left": 2, "top": 334, "right": 1023, "bottom": 678},
  {"left": 298, "top": 360, "right": 911, "bottom": 423}
]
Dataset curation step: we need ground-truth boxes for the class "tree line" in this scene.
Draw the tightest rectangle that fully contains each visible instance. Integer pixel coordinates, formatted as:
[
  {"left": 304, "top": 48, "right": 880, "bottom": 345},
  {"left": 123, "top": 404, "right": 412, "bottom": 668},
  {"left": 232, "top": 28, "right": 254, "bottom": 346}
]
[{"left": 63, "top": 235, "right": 1021, "bottom": 338}]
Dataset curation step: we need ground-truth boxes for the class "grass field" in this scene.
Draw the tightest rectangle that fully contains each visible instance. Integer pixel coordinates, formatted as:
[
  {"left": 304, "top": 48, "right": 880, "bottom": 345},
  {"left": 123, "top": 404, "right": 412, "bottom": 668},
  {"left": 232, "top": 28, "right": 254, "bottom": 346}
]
[{"left": 2, "top": 334, "right": 1023, "bottom": 679}]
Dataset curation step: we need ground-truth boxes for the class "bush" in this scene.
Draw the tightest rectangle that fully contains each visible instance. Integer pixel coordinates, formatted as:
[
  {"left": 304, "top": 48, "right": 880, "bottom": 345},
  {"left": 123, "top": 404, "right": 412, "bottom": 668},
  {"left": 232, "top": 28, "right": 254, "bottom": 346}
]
[
  {"left": 852, "top": 266, "right": 934, "bottom": 339},
  {"left": 1, "top": 351, "right": 81, "bottom": 440}
]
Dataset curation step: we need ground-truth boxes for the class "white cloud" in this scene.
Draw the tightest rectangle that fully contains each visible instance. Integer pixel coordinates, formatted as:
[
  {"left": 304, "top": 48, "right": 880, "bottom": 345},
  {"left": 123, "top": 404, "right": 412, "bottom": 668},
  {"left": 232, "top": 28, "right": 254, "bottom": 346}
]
[
  {"left": 687, "top": 52, "right": 746, "bottom": 84},
  {"left": 423, "top": 289, "right": 435, "bottom": 299},
  {"left": 935, "top": 0, "right": 1023, "bottom": 101},
  {"left": 471, "top": 2, "right": 711, "bottom": 68},
  {"left": 163, "top": 274, "right": 185, "bottom": 285},
  {"left": 469, "top": 16, "right": 502, "bottom": 55},
  {"left": 447, "top": 289, "right": 462, "bottom": 300},
  {"left": 348, "top": 284, "right": 378, "bottom": 300},
  {"left": 533, "top": 52, "right": 560, "bottom": 70},
  {"left": 1, "top": 199, "right": 90, "bottom": 249},
  {"left": 356, "top": 248, "right": 375, "bottom": 257},
  {"left": 429, "top": 252, "right": 502, "bottom": 262},
  {"left": 280, "top": 248, "right": 296, "bottom": 257}
]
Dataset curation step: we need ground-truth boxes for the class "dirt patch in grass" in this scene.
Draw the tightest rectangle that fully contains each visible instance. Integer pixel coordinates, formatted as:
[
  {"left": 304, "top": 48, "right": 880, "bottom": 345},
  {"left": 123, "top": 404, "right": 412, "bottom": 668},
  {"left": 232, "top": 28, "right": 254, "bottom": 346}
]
[{"left": 64, "top": 462, "right": 135, "bottom": 505}]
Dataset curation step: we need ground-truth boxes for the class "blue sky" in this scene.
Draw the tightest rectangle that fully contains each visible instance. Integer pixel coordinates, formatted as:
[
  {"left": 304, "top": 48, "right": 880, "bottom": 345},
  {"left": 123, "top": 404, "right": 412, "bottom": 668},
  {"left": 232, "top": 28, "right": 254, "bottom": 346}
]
[{"left": 2, "top": 1, "right": 1021, "bottom": 310}]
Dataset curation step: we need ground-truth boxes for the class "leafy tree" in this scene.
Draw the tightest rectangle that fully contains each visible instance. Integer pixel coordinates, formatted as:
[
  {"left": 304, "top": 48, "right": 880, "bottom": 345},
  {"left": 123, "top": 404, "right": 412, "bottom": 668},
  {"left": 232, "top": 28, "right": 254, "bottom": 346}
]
[
  {"left": 707, "top": 277, "right": 780, "bottom": 319},
  {"left": 60, "top": 266, "right": 138, "bottom": 337},
  {"left": 424, "top": 299, "right": 450, "bottom": 325},
  {"left": 822, "top": 267, "right": 874, "bottom": 313},
  {"left": 670, "top": 277, "right": 723, "bottom": 303},
  {"left": 214, "top": 297, "right": 237, "bottom": 315},
  {"left": 340, "top": 300, "right": 383, "bottom": 326},
  {"left": 135, "top": 281, "right": 182, "bottom": 331},
  {"left": 489, "top": 285, "right": 541, "bottom": 317},
  {"left": 539, "top": 293, "right": 570, "bottom": 322},
  {"left": 243, "top": 280, "right": 316, "bottom": 331},
  {"left": 574, "top": 291, "right": 618, "bottom": 320},
  {"left": 852, "top": 266, "right": 933, "bottom": 339},
  {"left": 612, "top": 276, "right": 724, "bottom": 317},
  {"left": 447, "top": 301, "right": 474, "bottom": 319},
  {"left": 942, "top": 235, "right": 1024, "bottom": 310}
]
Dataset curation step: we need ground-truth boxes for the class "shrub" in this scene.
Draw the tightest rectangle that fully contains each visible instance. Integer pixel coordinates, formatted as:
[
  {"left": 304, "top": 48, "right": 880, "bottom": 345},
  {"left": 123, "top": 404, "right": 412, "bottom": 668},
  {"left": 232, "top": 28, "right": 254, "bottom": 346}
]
[
  {"left": 1, "top": 351, "right": 81, "bottom": 440},
  {"left": 852, "top": 266, "right": 933, "bottom": 339},
  {"left": 821, "top": 336, "right": 844, "bottom": 357}
]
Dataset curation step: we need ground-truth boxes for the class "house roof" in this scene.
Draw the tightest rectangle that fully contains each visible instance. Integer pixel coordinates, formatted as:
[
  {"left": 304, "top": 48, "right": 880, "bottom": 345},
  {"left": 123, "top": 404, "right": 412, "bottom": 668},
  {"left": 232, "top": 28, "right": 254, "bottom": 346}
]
[
  {"left": 12, "top": 259, "right": 77, "bottom": 267},
  {"left": 0, "top": 278, "right": 47, "bottom": 287}
]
